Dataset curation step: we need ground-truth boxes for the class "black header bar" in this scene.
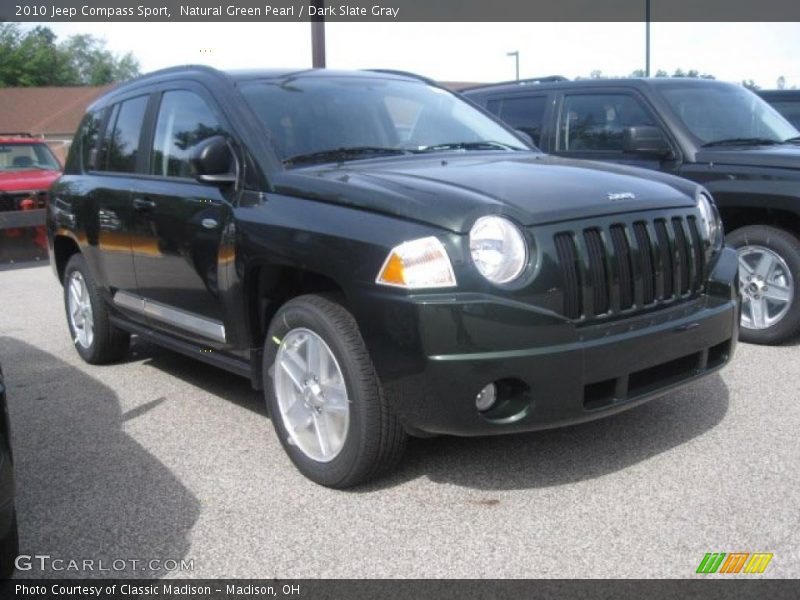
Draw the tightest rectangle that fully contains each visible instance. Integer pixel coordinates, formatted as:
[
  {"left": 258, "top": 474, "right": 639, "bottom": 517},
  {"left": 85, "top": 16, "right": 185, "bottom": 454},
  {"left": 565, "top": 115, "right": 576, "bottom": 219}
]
[{"left": 4, "top": 0, "right": 800, "bottom": 22}]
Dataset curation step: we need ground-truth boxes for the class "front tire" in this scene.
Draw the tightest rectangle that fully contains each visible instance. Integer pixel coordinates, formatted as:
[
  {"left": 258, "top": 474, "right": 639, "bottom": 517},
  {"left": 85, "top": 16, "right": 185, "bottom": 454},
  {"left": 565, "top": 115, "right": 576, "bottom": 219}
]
[
  {"left": 63, "top": 254, "right": 130, "bottom": 364},
  {"left": 263, "top": 294, "right": 407, "bottom": 488},
  {"left": 727, "top": 225, "right": 800, "bottom": 345}
]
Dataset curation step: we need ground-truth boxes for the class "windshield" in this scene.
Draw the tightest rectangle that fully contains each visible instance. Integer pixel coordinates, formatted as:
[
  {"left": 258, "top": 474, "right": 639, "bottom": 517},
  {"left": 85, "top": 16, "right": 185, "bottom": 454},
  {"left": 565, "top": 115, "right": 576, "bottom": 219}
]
[
  {"left": 239, "top": 77, "right": 529, "bottom": 164},
  {"left": 656, "top": 82, "right": 799, "bottom": 145},
  {"left": 0, "top": 142, "right": 61, "bottom": 171}
]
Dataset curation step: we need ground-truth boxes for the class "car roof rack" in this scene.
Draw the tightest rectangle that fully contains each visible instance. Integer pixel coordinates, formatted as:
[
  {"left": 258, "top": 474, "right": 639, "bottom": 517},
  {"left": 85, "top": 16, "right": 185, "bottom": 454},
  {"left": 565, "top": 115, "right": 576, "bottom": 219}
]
[
  {"left": 363, "top": 69, "right": 439, "bottom": 87},
  {"left": 0, "top": 132, "right": 33, "bottom": 137},
  {"left": 462, "top": 76, "right": 569, "bottom": 92}
]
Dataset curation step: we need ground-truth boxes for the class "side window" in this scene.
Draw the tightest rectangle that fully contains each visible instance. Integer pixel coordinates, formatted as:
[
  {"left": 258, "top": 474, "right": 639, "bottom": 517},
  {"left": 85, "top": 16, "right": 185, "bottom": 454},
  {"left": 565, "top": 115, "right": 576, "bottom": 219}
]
[
  {"left": 560, "top": 94, "right": 657, "bottom": 152},
  {"left": 150, "top": 90, "right": 225, "bottom": 178},
  {"left": 497, "top": 96, "right": 547, "bottom": 144},
  {"left": 103, "top": 96, "right": 149, "bottom": 173}
]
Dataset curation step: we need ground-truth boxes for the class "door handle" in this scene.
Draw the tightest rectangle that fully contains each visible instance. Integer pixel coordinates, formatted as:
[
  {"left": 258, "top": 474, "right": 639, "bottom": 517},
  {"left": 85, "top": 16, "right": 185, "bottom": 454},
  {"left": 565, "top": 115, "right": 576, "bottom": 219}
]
[{"left": 133, "top": 197, "right": 156, "bottom": 211}]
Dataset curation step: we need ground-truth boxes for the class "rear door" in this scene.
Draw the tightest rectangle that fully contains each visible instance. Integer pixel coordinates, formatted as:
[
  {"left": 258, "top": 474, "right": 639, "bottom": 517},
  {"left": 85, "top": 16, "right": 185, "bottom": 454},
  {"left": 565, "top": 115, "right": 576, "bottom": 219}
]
[
  {"left": 126, "top": 86, "right": 236, "bottom": 347},
  {"left": 84, "top": 94, "right": 151, "bottom": 321}
]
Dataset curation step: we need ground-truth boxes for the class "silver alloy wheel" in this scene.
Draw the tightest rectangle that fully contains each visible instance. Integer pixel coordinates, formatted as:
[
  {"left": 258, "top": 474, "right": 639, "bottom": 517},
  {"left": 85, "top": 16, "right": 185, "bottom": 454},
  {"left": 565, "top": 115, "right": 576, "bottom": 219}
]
[
  {"left": 67, "top": 271, "right": 94, "bottom": 349},
  {"left": 274, "top": 328, "right": 350, "bottom": 462},
  {"left": 737, "top": 245, "right": 795, "bottom": 330}
]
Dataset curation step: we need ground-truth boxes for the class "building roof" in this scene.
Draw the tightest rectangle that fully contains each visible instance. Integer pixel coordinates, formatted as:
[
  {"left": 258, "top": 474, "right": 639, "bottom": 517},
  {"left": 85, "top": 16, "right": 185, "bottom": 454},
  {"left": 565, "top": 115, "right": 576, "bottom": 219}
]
[
  {"left": 0, "top": 85, "right": 114, "bottom": 137},
  {"left": 439, "top": 81, "right": 484, "bottom": 91}
]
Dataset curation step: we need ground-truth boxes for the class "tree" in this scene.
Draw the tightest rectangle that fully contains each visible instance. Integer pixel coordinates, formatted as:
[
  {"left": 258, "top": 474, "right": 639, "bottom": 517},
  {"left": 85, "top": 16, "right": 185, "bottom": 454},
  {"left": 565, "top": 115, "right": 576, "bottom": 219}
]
[
  {"left": 0, "top": 23, "right": 139, "bottom": 87},
  {"left": 742, "top": 79, "right": 760, "bottom": 91},
  {"left": 60, "top": 34, "right": 140, "bottom": 85}
]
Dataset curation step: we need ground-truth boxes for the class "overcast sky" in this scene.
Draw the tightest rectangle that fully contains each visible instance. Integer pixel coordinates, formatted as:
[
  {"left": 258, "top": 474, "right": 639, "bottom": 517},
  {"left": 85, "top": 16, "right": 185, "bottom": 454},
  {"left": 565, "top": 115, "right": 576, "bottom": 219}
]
[{"left": 38, "top": 22, "right": 800, "bottom": 88}]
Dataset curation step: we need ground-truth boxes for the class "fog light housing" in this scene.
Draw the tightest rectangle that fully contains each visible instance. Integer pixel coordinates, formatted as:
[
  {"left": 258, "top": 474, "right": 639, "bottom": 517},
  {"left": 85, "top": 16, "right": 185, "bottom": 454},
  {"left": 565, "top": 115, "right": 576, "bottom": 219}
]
[{"left": 475, "top": 383, "right": 498, "bottom": 412}]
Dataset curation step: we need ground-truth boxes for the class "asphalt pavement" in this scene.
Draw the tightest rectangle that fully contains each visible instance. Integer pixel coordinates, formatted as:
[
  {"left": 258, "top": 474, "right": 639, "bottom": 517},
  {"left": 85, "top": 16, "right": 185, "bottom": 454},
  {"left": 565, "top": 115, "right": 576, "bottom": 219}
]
[{"left": 2, "top": 264, "right": 798, "bottom": 578}]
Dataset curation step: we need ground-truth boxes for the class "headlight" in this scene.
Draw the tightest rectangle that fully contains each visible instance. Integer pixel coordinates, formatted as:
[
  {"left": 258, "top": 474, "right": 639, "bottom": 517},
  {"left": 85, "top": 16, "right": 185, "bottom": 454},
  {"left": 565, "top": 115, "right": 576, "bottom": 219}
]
[
  {"left": 696, "top": 190, "right": 723, "bottom": 250},
  {"left": 376, "top": 236, "right": 457, "bottom": 289},
  {"left": 469, "top": 216, "right": 528, "bottom": 284}
]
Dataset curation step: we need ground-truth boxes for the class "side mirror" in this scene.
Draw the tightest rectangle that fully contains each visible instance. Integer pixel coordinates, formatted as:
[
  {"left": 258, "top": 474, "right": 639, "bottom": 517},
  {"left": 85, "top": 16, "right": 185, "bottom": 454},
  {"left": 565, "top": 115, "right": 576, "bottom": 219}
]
[
  {"left": 190, "top": 136, "right": 236, "bottom": 185},
  {"left": 622, "top": 126, "right": 672, "bottom": 158}
]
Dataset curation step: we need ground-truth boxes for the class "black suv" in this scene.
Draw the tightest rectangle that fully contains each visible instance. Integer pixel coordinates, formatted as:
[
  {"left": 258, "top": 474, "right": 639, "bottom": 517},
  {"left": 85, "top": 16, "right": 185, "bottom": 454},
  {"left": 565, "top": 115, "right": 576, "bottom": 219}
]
[
  {"left": 758, "top": 90, "right": 800, "bottom": 129},
  {"left": 465, "top": 77, "right": 800, "bottom": 344},
  {"left": 48, "top": 67, "right": 738, "bottom": 487}
]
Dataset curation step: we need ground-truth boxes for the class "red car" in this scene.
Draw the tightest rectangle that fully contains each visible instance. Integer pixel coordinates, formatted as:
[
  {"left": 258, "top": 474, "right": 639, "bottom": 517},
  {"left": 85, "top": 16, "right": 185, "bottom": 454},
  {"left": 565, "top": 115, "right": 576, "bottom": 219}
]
[{"left": 0, "top": 135, "right": 62, "bottom": 261}]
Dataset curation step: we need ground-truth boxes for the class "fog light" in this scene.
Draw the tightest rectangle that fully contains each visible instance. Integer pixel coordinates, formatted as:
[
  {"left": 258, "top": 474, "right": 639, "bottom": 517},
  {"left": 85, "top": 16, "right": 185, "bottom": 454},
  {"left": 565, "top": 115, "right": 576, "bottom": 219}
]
[{"left": 475, "top": 383, "right": 498, "bottom": 412}]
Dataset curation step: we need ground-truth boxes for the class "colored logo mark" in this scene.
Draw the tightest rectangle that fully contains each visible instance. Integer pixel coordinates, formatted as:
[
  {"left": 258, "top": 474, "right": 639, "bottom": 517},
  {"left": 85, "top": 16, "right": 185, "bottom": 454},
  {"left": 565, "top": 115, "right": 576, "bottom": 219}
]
[{"left": 696, "top": 552, "right": 773, "bottom": 574}]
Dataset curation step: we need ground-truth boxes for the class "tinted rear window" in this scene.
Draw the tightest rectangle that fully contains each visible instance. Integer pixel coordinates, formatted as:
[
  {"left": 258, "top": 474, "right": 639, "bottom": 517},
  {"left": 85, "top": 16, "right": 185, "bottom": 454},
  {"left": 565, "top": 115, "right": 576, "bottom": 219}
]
[{"left": 103, "top": 95, "right": 149, "bottom": 173}]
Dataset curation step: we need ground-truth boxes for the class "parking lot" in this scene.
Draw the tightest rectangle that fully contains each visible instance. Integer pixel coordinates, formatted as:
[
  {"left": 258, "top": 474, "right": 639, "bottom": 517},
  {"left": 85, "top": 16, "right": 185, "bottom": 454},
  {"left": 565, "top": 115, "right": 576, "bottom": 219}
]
[{"left": 2, "top": 263, "right": 798, "bottom": 578}]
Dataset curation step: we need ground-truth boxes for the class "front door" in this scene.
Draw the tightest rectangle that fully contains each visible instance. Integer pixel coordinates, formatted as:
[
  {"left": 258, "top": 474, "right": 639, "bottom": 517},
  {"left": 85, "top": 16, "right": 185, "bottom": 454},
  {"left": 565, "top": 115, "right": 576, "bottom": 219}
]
[
  {"left": 553, "top": 91, "right": 675, "bottom": 173},
  {"left": 129, "top": 89, "right": 234, "bottom": 347}
]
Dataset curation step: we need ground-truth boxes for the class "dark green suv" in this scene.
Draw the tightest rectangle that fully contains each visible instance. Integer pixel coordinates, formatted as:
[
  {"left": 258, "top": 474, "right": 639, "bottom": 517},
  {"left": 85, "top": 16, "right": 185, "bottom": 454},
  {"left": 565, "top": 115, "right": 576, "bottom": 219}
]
[{"left": 48, "top": 67, "right": 739, "bottom": 487}]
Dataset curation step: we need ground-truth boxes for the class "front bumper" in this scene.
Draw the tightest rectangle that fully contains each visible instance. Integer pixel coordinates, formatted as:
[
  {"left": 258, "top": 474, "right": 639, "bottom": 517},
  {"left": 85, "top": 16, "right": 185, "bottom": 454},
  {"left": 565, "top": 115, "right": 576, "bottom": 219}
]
[{"left": 358, "top": 247, "right": 739, "bottom": 436}]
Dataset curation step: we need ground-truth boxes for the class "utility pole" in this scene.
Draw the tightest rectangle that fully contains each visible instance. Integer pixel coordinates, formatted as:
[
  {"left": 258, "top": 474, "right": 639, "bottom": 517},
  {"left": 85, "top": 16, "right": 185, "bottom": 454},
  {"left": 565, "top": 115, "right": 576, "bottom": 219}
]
[
  {"left": 311, "top": 0, "right": 326, "bottom": 68},
  {"left": 507, "top": 51, "right": 519, "bottom": 81},
  {"left": 645, "top": 0, "right": 651, "bottom": 77}
]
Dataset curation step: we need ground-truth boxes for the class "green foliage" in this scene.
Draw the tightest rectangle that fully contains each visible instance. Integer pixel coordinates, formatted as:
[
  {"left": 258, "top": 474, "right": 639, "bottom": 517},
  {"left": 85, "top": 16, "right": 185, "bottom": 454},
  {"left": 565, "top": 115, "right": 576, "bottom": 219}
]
[
  {"left": 0, "top": 23, "right": 139, "bottom": 87},
  {"left": 741, "top": 79, "right": 760, "bottom": 91},
  {"left": 629, "top": 68, "right": 716, "bottom": 79}
]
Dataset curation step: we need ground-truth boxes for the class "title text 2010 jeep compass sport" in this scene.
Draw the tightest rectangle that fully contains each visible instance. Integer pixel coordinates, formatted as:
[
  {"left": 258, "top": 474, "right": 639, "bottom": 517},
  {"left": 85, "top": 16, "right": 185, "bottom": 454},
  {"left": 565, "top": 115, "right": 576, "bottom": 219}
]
[{"left": 47, "top": 67, "right": 739, "bottom": 487}]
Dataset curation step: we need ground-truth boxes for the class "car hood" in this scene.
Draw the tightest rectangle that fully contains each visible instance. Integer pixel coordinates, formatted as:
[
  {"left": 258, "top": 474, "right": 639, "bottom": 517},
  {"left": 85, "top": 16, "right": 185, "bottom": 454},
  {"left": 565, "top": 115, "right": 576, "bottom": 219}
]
[
  {"left": 695, "top": 144, "right": 800, "bottom": 169},
  {"left": 272, "top": 152, "right": 697, "bottom": 233},
  {"left": 0, "top": 169, "right": 60, "bottom": 192}
]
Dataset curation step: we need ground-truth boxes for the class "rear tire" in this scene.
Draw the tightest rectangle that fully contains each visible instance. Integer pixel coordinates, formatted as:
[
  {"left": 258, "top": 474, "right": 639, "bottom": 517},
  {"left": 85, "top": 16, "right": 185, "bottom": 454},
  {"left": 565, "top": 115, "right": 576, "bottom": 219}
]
[
  {"left": 727, "top": 225, "right": 800, "bottom": 345},
  {"left": 63, "top": 254, "right": 130, "bottom": 364},
  {"left": 263, "top": 294, "right": 407, "bottom": 488}
]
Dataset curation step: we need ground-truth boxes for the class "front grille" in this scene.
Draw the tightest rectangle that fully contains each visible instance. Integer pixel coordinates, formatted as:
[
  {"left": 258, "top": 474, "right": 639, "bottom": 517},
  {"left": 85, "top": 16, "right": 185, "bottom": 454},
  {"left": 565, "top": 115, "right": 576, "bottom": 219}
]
[{"left": 555, "top": 214, "right": 706, "bottom": 320}]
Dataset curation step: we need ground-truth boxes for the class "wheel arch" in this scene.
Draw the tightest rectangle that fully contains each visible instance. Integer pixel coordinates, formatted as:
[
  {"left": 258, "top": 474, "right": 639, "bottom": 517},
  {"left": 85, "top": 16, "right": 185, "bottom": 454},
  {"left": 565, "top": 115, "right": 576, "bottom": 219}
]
[
  {"left": 718, "top": 204, "right": 800, "bottom": 240},
  {"left": 52, "top": 235, "right": 81, "bottom": 284},
  {"left": 242, "top": 262, "right": 350, "bottom": 379}
]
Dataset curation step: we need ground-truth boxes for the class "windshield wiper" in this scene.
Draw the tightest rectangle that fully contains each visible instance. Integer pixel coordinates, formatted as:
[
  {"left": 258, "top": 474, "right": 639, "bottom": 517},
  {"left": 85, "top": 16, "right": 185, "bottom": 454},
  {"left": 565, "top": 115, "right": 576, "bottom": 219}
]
[
  {"left": 415, "top": 140, "right": 523, "bottom": 153},
  {"left": 283, "top": 147, "right": 411, "bottom": 166},
  {"left": 702, "top": 137, "right": 783, "bottom": 147},
  {"left": 783, "top": 136, "right": 800, "bottom": 144}
]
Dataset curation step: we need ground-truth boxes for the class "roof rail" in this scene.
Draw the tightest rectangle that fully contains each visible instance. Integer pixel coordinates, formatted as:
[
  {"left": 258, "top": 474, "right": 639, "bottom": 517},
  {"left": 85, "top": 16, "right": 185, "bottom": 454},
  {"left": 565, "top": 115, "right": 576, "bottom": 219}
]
[
  {"left": 462, "top": 75, "right": 569, "bottom": 92},
  {"left": 363, "top": 69, "right": 439, "bottom": 86},
  {"left": 0, "top": 132, "right": 33, "bottom": 138}
]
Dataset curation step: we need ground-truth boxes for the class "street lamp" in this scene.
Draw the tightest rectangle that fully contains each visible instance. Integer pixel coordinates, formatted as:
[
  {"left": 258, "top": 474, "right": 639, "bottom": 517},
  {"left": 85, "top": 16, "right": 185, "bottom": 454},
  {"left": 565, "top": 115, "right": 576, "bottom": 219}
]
[{"left": 507, "top": 51, "right": 519, "bottom": 81}]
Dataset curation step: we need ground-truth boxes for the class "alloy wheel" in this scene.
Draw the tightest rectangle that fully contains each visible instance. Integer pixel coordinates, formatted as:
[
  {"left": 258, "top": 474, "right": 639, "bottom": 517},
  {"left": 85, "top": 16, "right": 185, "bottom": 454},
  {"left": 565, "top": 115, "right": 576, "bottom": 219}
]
[
  {"left": 738, "top": 245, "right": 794, "bottom": 330},
  {"left": 67, "top": 271, "right": 95, "bottom": 349},
  {"left": 274, "top": 328, "right": 350, "bottom": 462}
]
